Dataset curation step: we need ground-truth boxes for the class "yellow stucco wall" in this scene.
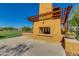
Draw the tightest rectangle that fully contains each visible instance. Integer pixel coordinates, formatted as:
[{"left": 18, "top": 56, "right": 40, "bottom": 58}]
[
  {"left": 33, "top": 19, "right": 62, "bottom": 42},
  {"left": 39, "top": 3, "right": 53, "bottom": 15},
  {"left": 65, "top": 39, "right": 79, "bottom": 55},
  {"left": 32, "top": 3, "right": 62, "bottom": 42}
]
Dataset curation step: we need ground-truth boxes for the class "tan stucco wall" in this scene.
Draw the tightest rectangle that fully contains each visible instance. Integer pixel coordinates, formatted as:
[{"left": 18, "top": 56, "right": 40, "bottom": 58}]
[
  {"left": 65, "top": 39, "right": 79, "bottom": 55},
  {"left": 32, "top": 3, "right": 62, "bottom": 42},
  {"left": 33, "top": 19, "right": 62, "bottom": 42},
  {"left": 39, "top": 3, "right": 53, "bottom": 15}
]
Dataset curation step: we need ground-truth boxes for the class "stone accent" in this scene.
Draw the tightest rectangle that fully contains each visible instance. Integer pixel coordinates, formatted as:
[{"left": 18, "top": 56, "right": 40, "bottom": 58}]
[{"left": 64, "top": 38, "right": 79, "bottom": 56}]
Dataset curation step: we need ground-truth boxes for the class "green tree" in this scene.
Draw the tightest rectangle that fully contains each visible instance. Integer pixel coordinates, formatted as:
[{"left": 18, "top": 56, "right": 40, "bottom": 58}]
[
  {"left": 1, "top": 27, "right": 18, "bottom": 31},
  {"left": 69, "top": 12, "right": 79, "bottom": 40},
  {"left": 22, "top": 27, "right": 32, "bottom": 32}
]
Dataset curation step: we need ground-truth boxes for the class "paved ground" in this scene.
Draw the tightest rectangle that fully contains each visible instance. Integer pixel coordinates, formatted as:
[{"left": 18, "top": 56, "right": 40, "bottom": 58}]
[{"left": 0, "top": 36, "right": 66, "bottom": 56}]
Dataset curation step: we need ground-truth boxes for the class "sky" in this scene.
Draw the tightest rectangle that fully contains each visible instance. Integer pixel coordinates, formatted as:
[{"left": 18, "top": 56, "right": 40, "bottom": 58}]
[{"left": 0, "top": 3, "right": 78, "bottom": 28}]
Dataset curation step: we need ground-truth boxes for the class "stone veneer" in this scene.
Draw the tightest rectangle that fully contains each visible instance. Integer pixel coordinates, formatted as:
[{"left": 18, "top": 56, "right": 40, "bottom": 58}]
[{"left": 64, "top": 38, "right": 79, "bottom": 55}]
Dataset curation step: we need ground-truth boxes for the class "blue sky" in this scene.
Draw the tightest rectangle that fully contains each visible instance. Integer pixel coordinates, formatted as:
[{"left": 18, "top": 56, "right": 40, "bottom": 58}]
[{"left": 0, "top": 3, "right": 78, "bottom": 28}]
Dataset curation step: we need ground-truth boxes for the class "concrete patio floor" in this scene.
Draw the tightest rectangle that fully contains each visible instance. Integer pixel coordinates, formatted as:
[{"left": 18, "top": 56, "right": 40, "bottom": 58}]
[{"left": 0, "top": 36, "right": 66, "bottom": 56}]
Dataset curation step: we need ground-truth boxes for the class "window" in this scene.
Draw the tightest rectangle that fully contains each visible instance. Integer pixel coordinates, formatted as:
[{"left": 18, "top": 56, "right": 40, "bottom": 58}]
[{"left": 40, "top": 27, "right": 50, "bottom": 34}]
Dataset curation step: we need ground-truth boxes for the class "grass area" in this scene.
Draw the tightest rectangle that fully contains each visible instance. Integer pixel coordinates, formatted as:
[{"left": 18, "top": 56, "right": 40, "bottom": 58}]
[{"left": 0, "top": 30, "right": 22, "bottom": 39}]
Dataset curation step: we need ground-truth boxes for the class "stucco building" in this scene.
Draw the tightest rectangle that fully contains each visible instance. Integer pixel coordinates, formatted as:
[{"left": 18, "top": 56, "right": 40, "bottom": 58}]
[
  {"left": 28, "top": 3, "right": 72, "bottom": 43},
  {"left": 28, "top": 3, "right": 63, "bottom": 42},
  {"left": 26, "top": 3, "right": 79, "bottom": 55}
]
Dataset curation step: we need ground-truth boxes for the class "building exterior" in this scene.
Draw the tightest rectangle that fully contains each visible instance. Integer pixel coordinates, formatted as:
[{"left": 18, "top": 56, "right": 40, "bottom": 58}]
[
  {"left": 28, "top": 3, "right": 62, "bottom": 42},
  {"left": 28, "top": 3, "right": 72, "bottom": 43},
  {"left": 26, "top": 3, "right": 79, "bottom": 55}
]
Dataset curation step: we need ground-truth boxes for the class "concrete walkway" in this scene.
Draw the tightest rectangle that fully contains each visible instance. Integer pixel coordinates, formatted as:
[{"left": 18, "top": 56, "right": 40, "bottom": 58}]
[{"left": 0, "top": 36, "right": 66, "bottom": 56}]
